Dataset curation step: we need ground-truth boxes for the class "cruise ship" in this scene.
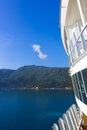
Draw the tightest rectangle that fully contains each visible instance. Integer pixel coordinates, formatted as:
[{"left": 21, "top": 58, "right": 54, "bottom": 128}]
[
  {"left": 61, "top": 0, "right": 87, "bottom": 116},
  {"left": 53, "top": 0, "right": 87, "bottom": 130}
]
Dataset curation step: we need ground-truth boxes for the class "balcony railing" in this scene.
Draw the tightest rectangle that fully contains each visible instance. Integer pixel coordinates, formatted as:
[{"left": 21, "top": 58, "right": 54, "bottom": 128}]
[{"left": 69, "top": 25, "right": 87, "bottom": 66}]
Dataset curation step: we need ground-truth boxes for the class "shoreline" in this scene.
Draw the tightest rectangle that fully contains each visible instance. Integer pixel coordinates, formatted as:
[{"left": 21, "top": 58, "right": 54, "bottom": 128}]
[{"left": 0, "top": 87, "right": 73, "bottom": 91}]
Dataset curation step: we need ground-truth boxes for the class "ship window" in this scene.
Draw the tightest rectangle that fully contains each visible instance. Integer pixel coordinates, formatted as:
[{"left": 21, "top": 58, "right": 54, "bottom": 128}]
[
  {"left": 71, "top": 71, "right": 87, "bottom": 104},
  {"left": 75, "top": 73, "right": 83, "bottom": 102},
  {"left": 72, "top": 75, "right": 81, "bottom": 100},
  {"left": 75, "top": 71, "right": 87, "bottom": 104},
  {"left": 76, "top": 72, "right": 86, "bottom": 103},
  {"left": 82, "top": 69, "right": 87, "bottom": 97},
  {"left": 71, "top": 76, "right": 78, "bottom": 97}
]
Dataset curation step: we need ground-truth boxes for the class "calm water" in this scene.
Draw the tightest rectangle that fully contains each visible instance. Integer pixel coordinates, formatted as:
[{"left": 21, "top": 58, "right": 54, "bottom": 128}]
[{"left": 0, "top": 89, "right": 75, "bottom": 130}]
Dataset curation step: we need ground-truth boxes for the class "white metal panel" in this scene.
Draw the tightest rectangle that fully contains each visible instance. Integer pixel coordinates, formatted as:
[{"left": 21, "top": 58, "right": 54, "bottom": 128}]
[
  {"left": 75, "top": 96, "right": 87, "bottom": 116},
  {"left": 61, "top": 0, "right": 69, "bottom": 7},
  {"left": 61, "top": 0, "right": 69, "bottom": 26},
  {"left": 70, "top": 54, "right": 87, "bottom": 75},
  {"left": 61, "top": 8, "right": 67, "bottom": 26},
  {"left": 60, "top": 0, "right": 69, "bottom": 54}
]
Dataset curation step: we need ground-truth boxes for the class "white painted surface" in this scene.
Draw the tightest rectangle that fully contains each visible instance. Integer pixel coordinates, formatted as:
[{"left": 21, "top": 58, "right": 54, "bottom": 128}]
[
  {"left": 75, "top": 96, "right": 87, "bottom": 116},
  {"left": 70, "top": 54, "right": 87, "bottom": 75}
]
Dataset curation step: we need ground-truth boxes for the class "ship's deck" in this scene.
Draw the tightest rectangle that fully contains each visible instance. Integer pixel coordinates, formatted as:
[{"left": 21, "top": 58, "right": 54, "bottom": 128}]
[{"left": 52, "top": 104, "right": 87, "bottom": 130}]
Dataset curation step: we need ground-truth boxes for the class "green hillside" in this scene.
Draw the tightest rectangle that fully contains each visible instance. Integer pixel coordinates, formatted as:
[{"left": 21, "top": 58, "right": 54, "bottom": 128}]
[{"left": 0, "top": 65, "right": 72, "bottom": 89}]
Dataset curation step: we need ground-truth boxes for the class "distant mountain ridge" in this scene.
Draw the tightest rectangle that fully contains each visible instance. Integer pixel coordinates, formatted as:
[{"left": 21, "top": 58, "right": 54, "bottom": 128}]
[{"left": 0, "top": 65, "right": 72, "bottom": 89}]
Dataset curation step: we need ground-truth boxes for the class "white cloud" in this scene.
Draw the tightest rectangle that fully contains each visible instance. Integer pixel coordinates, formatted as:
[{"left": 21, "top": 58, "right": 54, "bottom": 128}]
[{"left": 32, "top": 44, "right": 47, "bottom": 60}]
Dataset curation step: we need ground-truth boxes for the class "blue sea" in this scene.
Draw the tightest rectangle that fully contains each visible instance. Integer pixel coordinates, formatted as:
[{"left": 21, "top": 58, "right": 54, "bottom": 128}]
[{"left": 0, "top": 89, "right": 75, "bottom": 130}]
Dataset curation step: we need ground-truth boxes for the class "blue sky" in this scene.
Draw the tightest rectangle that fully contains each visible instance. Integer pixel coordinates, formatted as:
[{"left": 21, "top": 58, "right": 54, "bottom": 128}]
[{"left": 0, "top": 0, "right": 68, "bottom": 69}]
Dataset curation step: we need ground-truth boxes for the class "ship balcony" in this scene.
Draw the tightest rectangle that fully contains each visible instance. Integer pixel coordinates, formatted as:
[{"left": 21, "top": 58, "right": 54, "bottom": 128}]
[{"left": 69, "top": 24, "right": 87, "bottom": 67}]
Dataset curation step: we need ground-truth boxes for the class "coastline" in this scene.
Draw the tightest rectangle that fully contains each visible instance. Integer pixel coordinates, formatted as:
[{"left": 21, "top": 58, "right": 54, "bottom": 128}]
[{"left": 0, "top": 87, "right": 73, "bottom": 91}]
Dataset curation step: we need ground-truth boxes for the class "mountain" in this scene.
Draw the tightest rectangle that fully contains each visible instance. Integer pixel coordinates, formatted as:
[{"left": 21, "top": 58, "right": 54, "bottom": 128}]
[{"left": 0, "top": 65, "right": 72, "bottom": 89}]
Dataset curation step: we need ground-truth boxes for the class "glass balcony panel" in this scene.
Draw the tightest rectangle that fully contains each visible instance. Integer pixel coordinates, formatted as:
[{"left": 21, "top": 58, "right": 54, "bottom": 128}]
[
  {"left": 69, "top": 40, "right": 73, "bottom": 52},
  {"left": 69, "top": 25, "right": 87, "bottom": 66},
  {"left": 71, "top": 49, "right": 75, "bottom": 62},
  {"left": 76, "top": 36, "right": 84, "bottom": 55},
  {"left": 82, "top": 27, "right": 87, "bottom": 50},
  {"left": 74, "top": 23, "right": 81, "bottom": 39},
  {"left": 74, "top": 45, "right": 78, "bottom": 60},
  {"left": 70, "top": 45, "right": 78, "bottom": 64}
]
